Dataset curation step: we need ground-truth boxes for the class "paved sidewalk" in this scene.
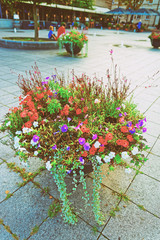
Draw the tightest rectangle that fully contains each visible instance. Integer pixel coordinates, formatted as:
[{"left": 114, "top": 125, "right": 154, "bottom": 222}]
[{"left": 0, "top": 28, "right": 160, "bottom": 240}]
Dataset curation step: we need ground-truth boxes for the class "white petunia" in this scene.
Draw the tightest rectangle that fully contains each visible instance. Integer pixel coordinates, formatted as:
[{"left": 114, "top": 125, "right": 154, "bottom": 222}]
[
  {"left": 14, "top": 136, "right": 19, "bottom": 144},
  {"left": 14, "top": 142, "right": 20, "bottom": 149},
  {"left": 94, "top": 99, "right": 101, "bottom": 104},
  {"left": 125, "top": 168, "right": 132, "bottom": 174},
  {"left": 19, "top": 147, "right": 27, "bottom": 152},
  {"left": 33, "top": 121, "right": 38, "bottom": 128},
  {"left": 131, "top": 147, "right": 139, "bottom": 155},
  {"left": 121, "top": 151, "right": 129, "bottom": 160},
  {"left": 96, "top": 156, "right": 102, "bottom": 164},
  {"left": 94, "top": 141, "right": 101, "bottom": 149},
  {"left": 30, "top": 139, "right": 37, "bottom": 146},
  {"left": 6, "top": 121, "right": 11, "bottom": 126},
  {"left": 34, "top": 151, "right": 39, "bottom": 156},
  {"left": 15, "top": 131, "right": 22, "bottom": 135},
  {"left": 46, "top": 161, "right": 52, "bottom": 171},
  {"left": 22, "top": 127, "right": 30, "bottom": 134},
  {"left": 104, "top": 155, "right": 111, "bottom": 163},
  {"left": 108, "top": 152, "right": 115, "bottom": 159}
]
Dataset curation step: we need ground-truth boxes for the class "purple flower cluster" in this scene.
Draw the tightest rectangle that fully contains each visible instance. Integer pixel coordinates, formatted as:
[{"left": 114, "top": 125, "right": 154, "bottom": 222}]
[
  {"left": 32, "top": 135, "right": 39, "bottom": 143},
  {"left": 61, "top": 125, "right": 68, "bottom": 133}
]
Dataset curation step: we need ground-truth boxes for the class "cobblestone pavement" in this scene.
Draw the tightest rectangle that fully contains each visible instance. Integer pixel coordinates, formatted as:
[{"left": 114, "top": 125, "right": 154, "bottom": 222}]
[{"left": 0, "top": 28, "right": 160, "bottom": 240}]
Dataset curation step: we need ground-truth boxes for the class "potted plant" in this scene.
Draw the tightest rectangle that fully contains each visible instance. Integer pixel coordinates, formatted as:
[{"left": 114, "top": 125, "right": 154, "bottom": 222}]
[
  {"left": 148, "top": 30, "right": 160, "bottom": 48},
  {"left": 108, "top": 22, "right": 112, "bottom": 29},
  {"left": 140, "top": 25, "right": 145, "bottom": 32},
  {"left": 116, "top": 23, "right": 120, "bottom": 30},
  {"left": 125, "top": 24, "right": 130, "bottom": 31},
  {"left": 85, "top": 22, "right": 89, "bottom": 30},
  {"left": 58, "top": 30, "right": 88, "bottom": 55},
  {"left": 0, "top": 54, "right": 149, "bottom": 225},
  {"left": 73, "top": 22, "right": 78, "bottom": 29}
]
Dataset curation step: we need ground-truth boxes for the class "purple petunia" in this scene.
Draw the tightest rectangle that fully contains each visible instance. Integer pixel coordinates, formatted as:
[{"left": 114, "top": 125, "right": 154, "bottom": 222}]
[
  {"left": 83, "top": 142, "right": 90, "bottom": 151},
  {"left": 66, "top": 146, "right": 70, "bottom": 151},
  {"left": 119, "top": 113, "right": 123, "bottom": 117},
  {"left": 116, "top": 107, "right": 121, "bottom": 110},
  {"left": 138, "top": 120, "right": 144, "bottom": 127},
  {"left": 142, "top": 128, "right": 147, "bottom": 133},
  {"left": 129, "top": 128, "right": 136, "bottom": 134},
  {"left": 67, "top": 169, "right": 72, "bottom": 174},
  {"left": 78, "top": 138, "right": 85, "bottom": 145},
  {"left": 42, "top": 81, "right": 48, "bottom": 85},
  {"left": 52, "top": 145, "right": 57, "bottom": 150},
  {"left": 127, "top": 121, "right": 132, "bottom": 127},
  {"left": 79, "top": 157, "right": 84, "bottom": 165},
  {"left": 32, "top": 135, "right": 39, "bottom": 143},
  {"left": 61, "top": 125, "right": 68, "bottom": 133},
  {"left": 92, "top": 134, "right": 97, "bottom": 140}
]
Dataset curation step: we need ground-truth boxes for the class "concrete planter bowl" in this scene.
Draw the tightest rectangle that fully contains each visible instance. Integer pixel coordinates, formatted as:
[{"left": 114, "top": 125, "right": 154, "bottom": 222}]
[
  {"left": 0, "top": 37, "right": 58, "bottom": 50},
  {"left": 151, "top": 38, "right": 160, "bottom": 48}
]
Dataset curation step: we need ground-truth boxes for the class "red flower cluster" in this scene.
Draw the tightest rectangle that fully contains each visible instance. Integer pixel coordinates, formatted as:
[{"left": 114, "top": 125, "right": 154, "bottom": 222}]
[{"left": 61, "top": 104, "right": 70, "bottom": 116}]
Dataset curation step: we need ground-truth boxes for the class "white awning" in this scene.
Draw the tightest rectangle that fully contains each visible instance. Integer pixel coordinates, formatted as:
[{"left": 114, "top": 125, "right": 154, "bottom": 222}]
[{"left": 40, "top": 3, "right": 110, "bottom": 15}]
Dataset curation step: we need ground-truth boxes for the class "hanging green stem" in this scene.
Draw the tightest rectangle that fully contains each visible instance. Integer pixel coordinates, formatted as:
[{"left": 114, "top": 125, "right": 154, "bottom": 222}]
[
  {"left": 92, "top": 159, "right": 104, "bottom": 225},
  {"left": 52, "top": 165, "right": 77, "bottom": 224}
]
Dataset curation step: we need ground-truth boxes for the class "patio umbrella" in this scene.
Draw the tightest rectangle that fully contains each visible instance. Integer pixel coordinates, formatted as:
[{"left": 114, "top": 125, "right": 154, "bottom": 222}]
[
  {"left": 106, "top": 7, "right": 130, "bottom": 15},
  {"left": 148, "top": 8, "right": 160, "bottom": 16},
  {"left": 132, "top": 8, "right": 157, "bottom": 16}
]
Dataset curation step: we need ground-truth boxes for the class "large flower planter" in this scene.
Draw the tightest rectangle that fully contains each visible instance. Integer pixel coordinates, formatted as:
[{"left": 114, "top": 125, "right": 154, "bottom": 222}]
[
  {"left": 151, "top": 39, "right": 160, "bottom": 48},
  {"left": 64, "top": 42, "right": 82, "bottom": 55}
]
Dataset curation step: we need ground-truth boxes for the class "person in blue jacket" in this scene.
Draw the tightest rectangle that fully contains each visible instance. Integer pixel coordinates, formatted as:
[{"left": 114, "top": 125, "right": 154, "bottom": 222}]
[
  {"left": 48, "top": 26, "right": 56, "bottom": 40},
  {"left": 137, "top": 20, "right": 142, "bottom": 32}
]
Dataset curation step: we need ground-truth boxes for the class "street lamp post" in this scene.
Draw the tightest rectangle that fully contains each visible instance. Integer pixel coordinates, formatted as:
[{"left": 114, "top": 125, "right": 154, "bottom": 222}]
[{"left": 153, "top": 0, "right": 160, "bottom": 26}]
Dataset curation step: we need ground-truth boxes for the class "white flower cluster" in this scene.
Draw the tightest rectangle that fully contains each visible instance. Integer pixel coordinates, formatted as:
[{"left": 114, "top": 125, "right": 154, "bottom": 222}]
[{"left": 46, "top": 161, "right": 52, "bottom": 171}]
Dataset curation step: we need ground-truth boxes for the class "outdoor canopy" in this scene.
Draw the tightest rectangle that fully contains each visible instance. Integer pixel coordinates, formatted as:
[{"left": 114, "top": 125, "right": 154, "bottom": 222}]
[{"left": 106, "top": 7, "right": 160, "bottom": 16}]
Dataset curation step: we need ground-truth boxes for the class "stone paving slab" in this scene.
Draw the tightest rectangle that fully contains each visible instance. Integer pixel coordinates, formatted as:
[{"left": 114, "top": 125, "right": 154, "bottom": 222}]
[
  {"left": 29, "top": 214, "right": 99, "bottom": 240},
  {"left": 102, "top": 201, "right": 160, "bottom": 240},
  {"left": 126, "top": 173, "right": 160, "bottom": 217},
  {"left": 151, "top": 138, "right": 160, "bottom": 156},
  {"left": 90, "top": 164, "right": 135, "bottom": 193},
  {"left": 0, "top": 182, "right": 53, "bottom": 239},
  {"left": 33, "top": 170, "right": 75, "bottom": 198},
  {"left": 0, "top": 162, "right": 22, "bottom": 202},
  {"left": 0, "top": 225, "right": 13, "bottom": 240},
  {"left": 141, "top": 154, "right": 160, "bottom": 181},
  {"left": 6, "top": 155, "right": 45, "bottom": 173},
  {"left": 0, "top": 142, "right": 15, "bottom": 160},
  {"left": 69, "top": 177, "right": 119, "bottom": 229}
]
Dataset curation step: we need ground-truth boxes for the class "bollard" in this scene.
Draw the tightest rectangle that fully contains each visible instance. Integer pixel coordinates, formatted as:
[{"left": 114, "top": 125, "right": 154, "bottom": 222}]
[{"left": 14, "top": 28, "right": 17, "bottom": 33}]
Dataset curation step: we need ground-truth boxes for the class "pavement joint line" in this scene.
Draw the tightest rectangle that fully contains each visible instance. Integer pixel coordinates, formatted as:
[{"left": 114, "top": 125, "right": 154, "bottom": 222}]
[
  {"left": 0, "top": 219, "right": 19, "bottom": 240},
  {"left": 143, "top": 96, "right": 160, "bottom": 114},
  {"left": 141, "top": 172, "right": 160, "bottom": 183}
]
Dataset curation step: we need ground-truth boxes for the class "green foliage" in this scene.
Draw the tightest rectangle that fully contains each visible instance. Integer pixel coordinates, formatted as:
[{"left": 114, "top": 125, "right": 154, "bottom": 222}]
[
  {"left": 47, "top": 99, "right": 62, "bottom": 114},
  {"left": 48, "top": 199, "right": 61, "bottom": 218},
  {"left": 30, "top": 225, "right": 39, "bottom": 236}
]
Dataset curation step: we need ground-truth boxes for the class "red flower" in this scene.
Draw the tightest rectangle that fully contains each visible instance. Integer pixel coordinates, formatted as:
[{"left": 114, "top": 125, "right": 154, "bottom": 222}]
[
  {"left": 37, "top": 105, "right": 42, "bottom": 109},
  {"left": 98, "top": 136, "right": 105, "bottom": 144},
  {"left": 80, "top": 125, "right": 90, "bottom": 133},
  {"left": 98, "top": 146, "right": 105, "bottom": 152},
  {"left": 24, "top": 121, "right": 32, "bottom": 128},
  {"left": 89, "top": 148, "right": 96, "bottom": 155},
  {"left": 82, "top": 151, "right": 88, "bottom": 157},
  {"left": 83, "top": 119, "right": 88, "bottom": 125},
  {"left": 36, "top": 93, "right": 44, "bottom": 99},
  {"left": 121, "top": 140, "right": 129, "bottom": 148},
  {"left": 76, "top": 108, "right": 82, "bottom": 115},
  {"left": 127, "top": 135, "right": 133, "bottom": 142},
  {"left": 105, "top": 133, "right": 113, "bottom": 141},
  {"left": 121, "top": 126, "right": 128, "bottom": 133},
  {"left": 68, "top": 96, "right": 73, "bottom": 104},
  {"left": 20, "top": 111, "right": 27, "bottom": 118},
  {"left": 83, "top": 106, "right": 88, "bottom": 113},
  {"left": 30, "top": 113, "right": 39, "bottom": 121},
  {"left": 119, "top": 117, "right": 125, "bottom": 123},
  {"left": 116, "top": 139, "right": 122, "bottom": 145}
]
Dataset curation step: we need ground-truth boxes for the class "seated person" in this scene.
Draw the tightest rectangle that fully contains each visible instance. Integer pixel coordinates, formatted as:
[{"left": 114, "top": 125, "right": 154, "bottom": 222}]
[
  {"left": 48, "top": 26, "right": 56, "bottom": 40},
  {"left": 56, "top": 22, "right": 66, "bottom": 40}
]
